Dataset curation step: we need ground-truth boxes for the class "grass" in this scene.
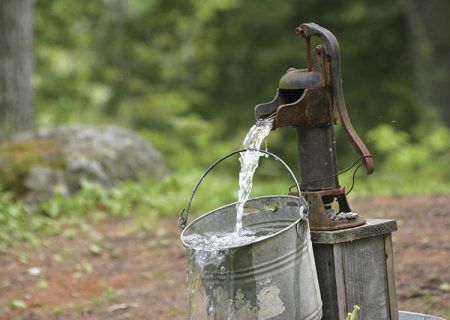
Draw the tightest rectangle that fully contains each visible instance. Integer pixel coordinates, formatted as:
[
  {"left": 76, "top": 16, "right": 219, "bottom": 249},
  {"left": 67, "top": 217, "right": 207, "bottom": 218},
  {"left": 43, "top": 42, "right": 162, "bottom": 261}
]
[
  {"left": 1, "top": 128, "right": 449, "bottom": 251},
  {"left": 0, "top": 167, "right": 293, "bottom": 251}
]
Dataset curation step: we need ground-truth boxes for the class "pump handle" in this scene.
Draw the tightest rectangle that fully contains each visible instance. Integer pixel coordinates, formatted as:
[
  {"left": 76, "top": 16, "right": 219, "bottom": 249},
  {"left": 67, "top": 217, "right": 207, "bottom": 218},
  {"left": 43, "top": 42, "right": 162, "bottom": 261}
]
[{"left": 297, "top": 23, "right": 374, "bottom": 174}]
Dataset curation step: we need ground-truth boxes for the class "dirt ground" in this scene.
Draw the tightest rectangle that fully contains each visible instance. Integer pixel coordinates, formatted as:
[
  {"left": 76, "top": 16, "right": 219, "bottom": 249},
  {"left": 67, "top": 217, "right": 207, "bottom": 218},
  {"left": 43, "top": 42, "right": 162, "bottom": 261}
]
[{"left": 0, "top": 195, "right": 449, "bottom": 320}]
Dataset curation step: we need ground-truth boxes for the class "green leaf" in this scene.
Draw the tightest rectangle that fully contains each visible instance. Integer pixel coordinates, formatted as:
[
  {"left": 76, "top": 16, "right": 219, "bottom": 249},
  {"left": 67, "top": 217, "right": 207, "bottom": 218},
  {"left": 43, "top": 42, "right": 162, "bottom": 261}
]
[
  {"left": 38, "top": 279, "right": 48, "bottom": 289},
  {"left": 10, "top": 299, "right": 27, "bottom": 310},
  {"left": 89, "top": 243, "right": 102, "bottom": 256}
]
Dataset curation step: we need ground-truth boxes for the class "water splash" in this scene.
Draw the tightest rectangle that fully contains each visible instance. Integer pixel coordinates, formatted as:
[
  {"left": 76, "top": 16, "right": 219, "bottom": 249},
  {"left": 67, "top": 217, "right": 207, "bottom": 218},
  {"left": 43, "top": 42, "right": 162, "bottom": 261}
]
[
  {"left": 183, "top": 226, "right": 278, "bottom": 251},
  {"left": 235, "top": 117, "right": 274, "bottom": 236}
]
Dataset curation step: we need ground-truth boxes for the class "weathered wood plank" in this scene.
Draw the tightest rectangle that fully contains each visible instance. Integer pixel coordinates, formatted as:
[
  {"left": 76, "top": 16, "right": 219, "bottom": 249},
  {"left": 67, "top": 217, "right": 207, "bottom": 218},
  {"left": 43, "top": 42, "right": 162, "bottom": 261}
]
[
  {"left": 342, "top": 236, "right": 390, "bottom": 319},
  {"left": 334, "top": 243, "right": 347, "bottom": 320},
  {"left": 385, "top": 234, "right": 399, "bottom": 320},
  {"left": 311, "top": 219, "right": 397, "bottom": 244},
  {"left": 311, "top": 219, "right": 399, "bottom": 319},
  {"left": 312, "top": 243, "right": 341, "bottom": 319}
]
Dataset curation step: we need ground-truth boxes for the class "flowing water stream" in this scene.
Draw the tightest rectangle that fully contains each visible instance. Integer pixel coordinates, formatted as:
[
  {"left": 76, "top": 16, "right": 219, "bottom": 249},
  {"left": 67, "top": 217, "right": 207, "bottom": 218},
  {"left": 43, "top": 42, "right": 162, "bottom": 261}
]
[
  {"left": 184, "top": 117, "right": 278, "bottom": 319},
  {"left": 184, "top": 117, "right": 275, "bottom": 251},
  {"left": 234, "top": 117, "right": 274, "bottom": 236}
]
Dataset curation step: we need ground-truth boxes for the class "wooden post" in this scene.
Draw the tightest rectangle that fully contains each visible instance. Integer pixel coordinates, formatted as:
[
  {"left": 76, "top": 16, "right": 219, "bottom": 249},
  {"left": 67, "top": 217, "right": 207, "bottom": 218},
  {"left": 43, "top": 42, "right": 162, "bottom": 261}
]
[{"left": 311, "top": 219, "right": 398, "bottom": 320}]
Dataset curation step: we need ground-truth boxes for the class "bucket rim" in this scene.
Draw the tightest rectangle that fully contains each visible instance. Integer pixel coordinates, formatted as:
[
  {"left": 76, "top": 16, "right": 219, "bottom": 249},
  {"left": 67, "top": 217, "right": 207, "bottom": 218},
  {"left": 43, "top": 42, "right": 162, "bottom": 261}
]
[
  {"left": 180, "top": 195, "right": 306, "bottom": 251},
  {"left": 398, "top": 311, "right": 446, "bottom": 320}
]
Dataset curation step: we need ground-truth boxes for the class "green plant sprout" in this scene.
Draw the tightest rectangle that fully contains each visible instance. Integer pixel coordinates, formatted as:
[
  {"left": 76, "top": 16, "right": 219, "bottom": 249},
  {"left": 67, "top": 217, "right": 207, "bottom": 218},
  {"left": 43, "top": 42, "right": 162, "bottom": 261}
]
[{"left": 346, "top": 305, "right": 360, "bottom": 320}]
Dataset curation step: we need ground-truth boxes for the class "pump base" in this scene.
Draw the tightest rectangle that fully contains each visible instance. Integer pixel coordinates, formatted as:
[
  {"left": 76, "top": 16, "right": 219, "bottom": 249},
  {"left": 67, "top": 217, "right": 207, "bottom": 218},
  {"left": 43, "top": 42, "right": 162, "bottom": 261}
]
[
  {"left": 311, "top": 219, "right": 399, "bottom": 320},
  {"left": 290, "top": 187, "right": 366, "bottom": 231}
]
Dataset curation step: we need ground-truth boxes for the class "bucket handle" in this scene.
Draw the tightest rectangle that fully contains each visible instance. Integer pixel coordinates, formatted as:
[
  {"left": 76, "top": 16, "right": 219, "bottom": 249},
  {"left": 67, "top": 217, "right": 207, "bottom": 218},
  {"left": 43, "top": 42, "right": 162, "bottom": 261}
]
[{"left": 178, "top": 149, "right": 307, "bottom": 230}]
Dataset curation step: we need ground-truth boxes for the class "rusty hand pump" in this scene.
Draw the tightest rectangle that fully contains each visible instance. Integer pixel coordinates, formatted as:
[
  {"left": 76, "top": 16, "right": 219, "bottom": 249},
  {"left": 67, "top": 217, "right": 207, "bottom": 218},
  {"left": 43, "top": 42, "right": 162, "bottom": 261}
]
[{"left": 255, "top": 23, "right": 374, "bottom": 230}]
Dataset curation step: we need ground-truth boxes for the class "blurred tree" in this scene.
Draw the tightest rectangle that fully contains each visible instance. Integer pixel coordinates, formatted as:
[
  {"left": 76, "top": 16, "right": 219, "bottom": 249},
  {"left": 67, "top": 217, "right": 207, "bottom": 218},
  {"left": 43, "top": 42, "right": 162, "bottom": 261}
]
[
  {"left": 32, "top": 0, "right": 449, "bottom": 173},
  {"left": 205, "top": 0, "right": 417, "bottom": 168},
  {"left": 0, "top": 0, "right": 34, "bottom": 138},
  {"left": 405, "top": 0, "right": 450, "bottom": 127}
]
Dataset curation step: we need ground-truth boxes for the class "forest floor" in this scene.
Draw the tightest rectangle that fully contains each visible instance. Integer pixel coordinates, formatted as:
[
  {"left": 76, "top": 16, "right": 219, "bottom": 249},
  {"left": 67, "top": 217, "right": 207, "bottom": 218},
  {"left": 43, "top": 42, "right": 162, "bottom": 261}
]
[{"left": 0, "top": 195, "right": 449, "bottom": 320}]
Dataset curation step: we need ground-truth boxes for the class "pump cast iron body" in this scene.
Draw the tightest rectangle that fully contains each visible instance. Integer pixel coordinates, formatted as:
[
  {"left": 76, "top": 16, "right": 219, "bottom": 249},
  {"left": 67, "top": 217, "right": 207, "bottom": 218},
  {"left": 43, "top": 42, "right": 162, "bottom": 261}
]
[{"left": 255, "top": 23, "right": 374, "bottom": 231}]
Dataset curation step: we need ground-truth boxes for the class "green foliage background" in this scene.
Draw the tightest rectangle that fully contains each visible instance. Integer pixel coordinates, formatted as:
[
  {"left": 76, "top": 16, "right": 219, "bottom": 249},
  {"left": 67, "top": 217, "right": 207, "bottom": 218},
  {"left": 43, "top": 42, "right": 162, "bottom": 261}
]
[
  {"left": 32, "top": 0, "right": 450, "bottom": 200},
  {"left": 2, "top": 0, "right": 450, "bottom": 248},
  {"left": 33, "top": 0, "right": 449, "bottom": 173}
]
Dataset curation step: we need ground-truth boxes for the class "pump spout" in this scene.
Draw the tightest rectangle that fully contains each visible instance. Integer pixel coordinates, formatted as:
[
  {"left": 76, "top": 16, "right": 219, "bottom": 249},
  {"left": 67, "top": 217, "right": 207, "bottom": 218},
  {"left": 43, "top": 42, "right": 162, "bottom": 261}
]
[
  {"left": 255, "top": 54, "right": 327, "bottom": 128},
  {"left": 254, "top": 88, "right": 305, "bottom": 127},
  {"left": 254, "top": 72, "right": 331, "bottom": 130},
  {"left": 254, "top": 89, "right": 284, "bottom": 121}
]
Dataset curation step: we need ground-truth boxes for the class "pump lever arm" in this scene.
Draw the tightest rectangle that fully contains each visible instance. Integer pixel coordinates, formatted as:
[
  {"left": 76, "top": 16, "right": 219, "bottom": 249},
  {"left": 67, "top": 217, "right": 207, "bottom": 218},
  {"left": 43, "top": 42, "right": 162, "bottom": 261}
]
[{"left": 297, "top": 23, "right": 374, "bottom": 174}]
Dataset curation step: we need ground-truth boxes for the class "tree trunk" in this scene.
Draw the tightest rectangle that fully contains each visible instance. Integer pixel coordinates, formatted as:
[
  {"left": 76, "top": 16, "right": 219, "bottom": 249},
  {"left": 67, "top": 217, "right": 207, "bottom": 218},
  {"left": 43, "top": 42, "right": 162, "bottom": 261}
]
[
  {"left": 0, "top": 0, "right": 34, "bottom": 138},
  {"left": 405, "top": 0, "right": 450, "bottom": 127}
]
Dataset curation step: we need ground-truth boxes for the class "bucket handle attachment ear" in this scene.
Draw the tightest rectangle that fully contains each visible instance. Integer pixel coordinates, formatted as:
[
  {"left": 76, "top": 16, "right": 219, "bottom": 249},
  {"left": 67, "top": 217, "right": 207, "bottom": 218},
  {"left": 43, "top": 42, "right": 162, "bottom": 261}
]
[{"left": 178, "top": 149, "right": 308, "bottom": 230}]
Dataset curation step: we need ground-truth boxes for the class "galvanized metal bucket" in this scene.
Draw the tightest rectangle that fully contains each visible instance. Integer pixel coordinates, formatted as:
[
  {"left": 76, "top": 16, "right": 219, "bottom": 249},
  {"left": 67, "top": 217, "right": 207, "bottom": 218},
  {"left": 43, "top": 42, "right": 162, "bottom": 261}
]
[
  {"left": 179, "top": 150, "right": 322, "bottom": 320},
  {"left": 398, "top": 311, "right": 446, "bottom": 320}
]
